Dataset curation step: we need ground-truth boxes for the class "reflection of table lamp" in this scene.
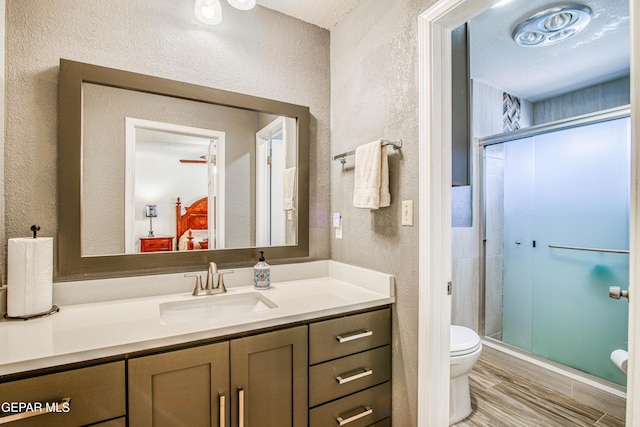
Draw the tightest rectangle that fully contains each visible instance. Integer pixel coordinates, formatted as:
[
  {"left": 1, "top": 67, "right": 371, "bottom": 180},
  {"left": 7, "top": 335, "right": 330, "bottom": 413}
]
[{"left": 145, "top": 204, "right": 157, "bottom": 237}]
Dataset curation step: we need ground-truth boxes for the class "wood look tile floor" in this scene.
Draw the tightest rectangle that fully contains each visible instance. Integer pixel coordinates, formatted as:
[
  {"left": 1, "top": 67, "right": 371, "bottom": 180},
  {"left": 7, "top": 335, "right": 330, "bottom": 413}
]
[{"left": 453, "top": 360, "right": 625, "bottom": 427}]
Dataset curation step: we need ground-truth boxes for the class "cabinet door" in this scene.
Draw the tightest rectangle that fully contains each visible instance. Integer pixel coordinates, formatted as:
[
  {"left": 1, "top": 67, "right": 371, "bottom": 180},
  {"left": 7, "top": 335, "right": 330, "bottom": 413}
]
[
  {"left": 0, "top": 362, "right": 124, "bottom": 427},
  {"left": 230, "top": 326, "right": 308, "bottom": 427},
  {"left": 129, "top": 342, "right": 230, "bottom": 427}
]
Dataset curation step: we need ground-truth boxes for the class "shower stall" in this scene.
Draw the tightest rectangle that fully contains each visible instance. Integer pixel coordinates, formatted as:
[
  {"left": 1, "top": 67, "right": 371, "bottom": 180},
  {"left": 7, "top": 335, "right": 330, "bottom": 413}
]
[{"left": 482, "top": 108, "right": 630, "bottom": 387}]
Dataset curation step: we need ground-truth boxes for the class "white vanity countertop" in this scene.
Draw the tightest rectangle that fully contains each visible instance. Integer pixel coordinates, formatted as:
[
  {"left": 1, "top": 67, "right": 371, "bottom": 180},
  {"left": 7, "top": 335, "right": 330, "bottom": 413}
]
[{"left": 0, "top": 261, "right": 395, "bottom": 377}]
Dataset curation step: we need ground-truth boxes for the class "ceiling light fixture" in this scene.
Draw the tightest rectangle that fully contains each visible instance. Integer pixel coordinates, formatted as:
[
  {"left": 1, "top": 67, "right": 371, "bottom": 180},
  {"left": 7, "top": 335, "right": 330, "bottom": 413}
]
[
  {"left": 194, "top": 0, "right": 222, "bottom": 25},
  {"left": 512, "top": 4, "right": 592, "bottom": 47},
  {"left": 226, "top": 0, "right": 256, "bottom": 11},
  {"left": 491, "top": 0, "right": 515, "bottom": 8}
]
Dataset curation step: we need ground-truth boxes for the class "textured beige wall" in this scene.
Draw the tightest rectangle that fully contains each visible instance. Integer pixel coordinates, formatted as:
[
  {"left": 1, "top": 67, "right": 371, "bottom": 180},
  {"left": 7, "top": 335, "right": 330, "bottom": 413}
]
[
  {"left": 330, "top": 0, "right": 437, "bottom": 424},
  {"left": 5, "top": 0, "right": 331, "bottom": 267},
  {"left": 0, "top": 0, "right": 5, "bottom": 312}
]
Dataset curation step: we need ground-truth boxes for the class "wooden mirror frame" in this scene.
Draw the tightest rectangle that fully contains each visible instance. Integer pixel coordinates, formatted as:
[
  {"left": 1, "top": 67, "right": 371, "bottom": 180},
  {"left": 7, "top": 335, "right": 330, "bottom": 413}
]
[{"left": 57, "top": 59, "right": 310, "bottom": 280}]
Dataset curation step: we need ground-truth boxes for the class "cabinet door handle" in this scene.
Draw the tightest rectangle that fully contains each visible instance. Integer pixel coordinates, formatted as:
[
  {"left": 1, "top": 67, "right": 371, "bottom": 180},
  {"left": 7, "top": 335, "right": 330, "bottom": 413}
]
[
  {"left": 336, "top": 405, "right": 373, "bottom": 426},
  {"left": 336, "top": 329, "right": 372, "bottom": 343},
  {"left": 0, "top": 397, "right": 71, "bottom": 425},
  {"left": 238, "top": 387, "right": 245, "bottom": 427},
  {"left": 219, "top": 393, "right": 225, "bottom": 427},
  {"left": 336, "top": 367, "right": 373, "bottom": 384}
]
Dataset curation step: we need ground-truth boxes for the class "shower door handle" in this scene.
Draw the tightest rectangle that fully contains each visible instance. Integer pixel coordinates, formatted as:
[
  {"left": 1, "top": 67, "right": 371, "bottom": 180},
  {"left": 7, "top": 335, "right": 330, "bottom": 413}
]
[{"left": 609, "top": 286, "right": 629, "bottom": 301}]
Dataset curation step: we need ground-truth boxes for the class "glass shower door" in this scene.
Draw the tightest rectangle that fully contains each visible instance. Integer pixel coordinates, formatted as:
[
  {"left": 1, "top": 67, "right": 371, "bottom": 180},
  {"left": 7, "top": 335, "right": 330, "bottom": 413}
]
[
  {"left": 497, "top": 116, "right": 630, "bottom": 386},
  {"left": 531, "top": 117, "right": 630, "bottom": 386}
]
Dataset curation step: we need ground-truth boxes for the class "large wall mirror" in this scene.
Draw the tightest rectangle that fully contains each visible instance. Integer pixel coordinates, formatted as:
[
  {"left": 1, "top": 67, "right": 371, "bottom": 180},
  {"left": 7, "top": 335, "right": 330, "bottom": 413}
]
[{"left": 58, "top": 59, "right": 309, "bottom": 279}]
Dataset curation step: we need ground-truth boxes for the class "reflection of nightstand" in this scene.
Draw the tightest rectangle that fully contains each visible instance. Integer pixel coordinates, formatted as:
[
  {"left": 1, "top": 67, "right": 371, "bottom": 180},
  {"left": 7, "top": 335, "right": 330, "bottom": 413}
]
[{"left": 140, "top": 236, "right": 174, "bottom": 253}]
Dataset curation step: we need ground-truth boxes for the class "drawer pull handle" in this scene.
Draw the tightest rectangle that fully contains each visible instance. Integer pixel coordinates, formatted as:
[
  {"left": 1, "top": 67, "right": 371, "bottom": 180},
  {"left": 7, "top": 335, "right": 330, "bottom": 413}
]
[
  {"left": 336, "top": 329, "right": 372, "bottom": 343},
  {"left": 219, "top": 393, "right": 225, "bottom": 427},
  {"left": 238, "top": 387, "right": 245, "bottom": 427},
  {"left": 336, "top": 405, "right": 373, "bottom": 426},
  {"left": 336, "top": 367, "right": 373, "bottom": 384},
  {"left": 0, "top": 397, "right": 71, "bottom": 425}
]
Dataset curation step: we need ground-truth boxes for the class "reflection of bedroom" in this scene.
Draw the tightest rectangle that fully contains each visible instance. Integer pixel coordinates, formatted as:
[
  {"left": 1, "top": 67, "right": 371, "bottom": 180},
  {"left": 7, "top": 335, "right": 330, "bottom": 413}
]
[{"left": 81, "top": 82, "right": 296, "bottom": 256}]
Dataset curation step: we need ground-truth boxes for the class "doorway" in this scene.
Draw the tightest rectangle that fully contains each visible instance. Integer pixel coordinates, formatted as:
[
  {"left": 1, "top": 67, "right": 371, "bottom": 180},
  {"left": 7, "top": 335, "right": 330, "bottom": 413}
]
[{"left": 417, "top": 0, "right": 639, "bottom": 425}]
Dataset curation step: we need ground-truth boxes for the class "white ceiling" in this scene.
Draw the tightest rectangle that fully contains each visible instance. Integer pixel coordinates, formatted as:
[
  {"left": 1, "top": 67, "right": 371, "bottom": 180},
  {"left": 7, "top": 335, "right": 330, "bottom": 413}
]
[
  {"left": 470, "top": 0, "right": 630, "bottom": 101},
  {"left": 254, "top": 0, "right": 629, "bottom": 102},
  {"left": 257, "top": 0, "right": 360, "bottom": 29}
]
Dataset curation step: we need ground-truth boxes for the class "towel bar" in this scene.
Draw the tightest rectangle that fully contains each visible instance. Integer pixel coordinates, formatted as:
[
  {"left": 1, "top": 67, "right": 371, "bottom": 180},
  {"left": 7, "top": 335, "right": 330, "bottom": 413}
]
[
  {"left": 548, "top": 244, "right": 629, "bottom": 254},
  {"left": 333, "top": 139, "right": 402, "bottom": 164}
]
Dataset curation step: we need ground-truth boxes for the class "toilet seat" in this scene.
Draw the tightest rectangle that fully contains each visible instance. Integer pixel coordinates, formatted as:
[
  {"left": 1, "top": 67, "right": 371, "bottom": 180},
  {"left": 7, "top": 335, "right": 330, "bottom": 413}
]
[{"left": 450, "top": 325, "right": 481, "bottom": 357}]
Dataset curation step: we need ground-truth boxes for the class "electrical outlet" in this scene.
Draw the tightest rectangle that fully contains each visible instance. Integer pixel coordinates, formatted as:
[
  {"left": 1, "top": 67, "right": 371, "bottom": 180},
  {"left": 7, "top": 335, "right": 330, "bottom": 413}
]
[
  {"left": 333, "top": 212, "right": 343, "bottom": 239},
  {"left": 402, "top": 200, "right": 414, "bottom": 226}
]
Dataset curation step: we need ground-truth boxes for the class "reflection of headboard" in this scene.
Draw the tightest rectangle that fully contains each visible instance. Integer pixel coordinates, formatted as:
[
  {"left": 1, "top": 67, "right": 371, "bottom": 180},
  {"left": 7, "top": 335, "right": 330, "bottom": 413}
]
[{"left": 176, "top": 197, "right": 208, "bottom": 250}]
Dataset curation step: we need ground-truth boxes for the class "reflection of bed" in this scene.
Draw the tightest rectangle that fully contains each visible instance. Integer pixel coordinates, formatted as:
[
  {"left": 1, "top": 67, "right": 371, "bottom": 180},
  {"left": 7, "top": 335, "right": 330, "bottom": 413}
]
[{"left": 176, "top": 197, "right": 209, "bottom": 250}]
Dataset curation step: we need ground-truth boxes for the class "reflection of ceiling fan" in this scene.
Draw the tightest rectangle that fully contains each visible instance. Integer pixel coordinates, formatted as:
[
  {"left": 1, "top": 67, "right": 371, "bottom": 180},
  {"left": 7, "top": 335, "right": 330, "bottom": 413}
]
[{"left": 179, "top": 155, "right": 216, "bottom": 165}]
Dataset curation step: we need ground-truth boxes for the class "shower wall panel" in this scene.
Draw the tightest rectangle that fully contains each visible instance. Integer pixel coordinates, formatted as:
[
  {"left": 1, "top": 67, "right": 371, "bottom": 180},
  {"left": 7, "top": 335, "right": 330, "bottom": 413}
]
[{"left": 484, "top": 143, "right": 505, "bottom": 339}]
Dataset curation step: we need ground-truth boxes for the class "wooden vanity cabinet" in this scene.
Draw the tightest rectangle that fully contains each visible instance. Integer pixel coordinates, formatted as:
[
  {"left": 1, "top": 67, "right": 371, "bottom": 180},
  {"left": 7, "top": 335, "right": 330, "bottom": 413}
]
[
  {"left": 308, "top": 308, "right": 391, "bottom": 427},
  {"left": 128, "top": 325, "right": 308, "bottom": 427},
  {"left": 230, "top": 325, "right": 308, "bottom": 427},
  {"left": 0, "top": 361, "right": 125, "bottom": 427},
  {"left": 0, "top": 307, "right": 388, "bottom": 427},
  {"left": 128, "top": 342, "right": 230, "bottom": 427}
]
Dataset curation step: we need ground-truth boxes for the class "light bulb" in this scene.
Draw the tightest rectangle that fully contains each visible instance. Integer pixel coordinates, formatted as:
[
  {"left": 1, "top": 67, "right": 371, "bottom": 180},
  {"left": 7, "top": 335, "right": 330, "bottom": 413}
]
[
  {"left": 491, "top": 0, "right": 514, "bottom": 8},
  {"left": 202, "top": 7, "right": 215, "bottom": 19},
  {"left": 226, "top": 0, "right": 256, "bottom": 11},
  {"left": 194, "top": 0, "right": 222, "bottom": 25}
]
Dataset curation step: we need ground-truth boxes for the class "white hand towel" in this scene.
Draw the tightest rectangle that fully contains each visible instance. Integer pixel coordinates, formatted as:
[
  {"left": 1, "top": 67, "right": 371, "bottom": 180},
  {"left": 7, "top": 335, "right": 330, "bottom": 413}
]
[
  {"left": 379, "top": 146, "right": 390, "bottom": 208},
  {"left": 353, "top": 139, "right": 390, "bottom": 209},
  {"left": 283, "top": 167, "right": 296, "bottom": 211}
]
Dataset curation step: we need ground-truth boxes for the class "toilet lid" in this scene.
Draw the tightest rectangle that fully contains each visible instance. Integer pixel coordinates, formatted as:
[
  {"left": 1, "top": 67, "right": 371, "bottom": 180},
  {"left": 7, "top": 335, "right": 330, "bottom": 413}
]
[{"left": 450, "top": 325, "right": 481, "bottom": 356}]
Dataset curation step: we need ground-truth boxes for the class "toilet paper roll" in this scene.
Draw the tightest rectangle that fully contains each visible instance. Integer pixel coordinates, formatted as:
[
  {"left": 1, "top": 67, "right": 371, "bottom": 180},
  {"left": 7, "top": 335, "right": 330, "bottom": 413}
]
[
  {"left": 7, "top": 237, "right": 53, "bottom": 318},
  {"left": 611, "top": 349, "right": 628, "bottom": 374}
]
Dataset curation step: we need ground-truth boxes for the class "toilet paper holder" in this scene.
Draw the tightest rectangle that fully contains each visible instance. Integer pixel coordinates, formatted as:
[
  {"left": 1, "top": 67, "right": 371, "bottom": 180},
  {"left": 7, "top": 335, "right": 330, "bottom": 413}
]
[
  {"left": 609, "top": 286, "right": 630, "bottom": 301},
  {"left": 4, "top": 224, "right": 58, "bottom": 321},
  {"left": 4, "top": 305, "right": 60, "bottom": 321}
]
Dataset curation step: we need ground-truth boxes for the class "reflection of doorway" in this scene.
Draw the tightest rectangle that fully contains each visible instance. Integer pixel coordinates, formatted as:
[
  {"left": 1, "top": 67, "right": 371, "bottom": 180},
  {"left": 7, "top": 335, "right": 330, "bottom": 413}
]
[
  {"left": 255, "top": 117, "right": 295, "bottom": 246},
  {"left": 124, "top": 118, "right": 225, "bottom": 253}
]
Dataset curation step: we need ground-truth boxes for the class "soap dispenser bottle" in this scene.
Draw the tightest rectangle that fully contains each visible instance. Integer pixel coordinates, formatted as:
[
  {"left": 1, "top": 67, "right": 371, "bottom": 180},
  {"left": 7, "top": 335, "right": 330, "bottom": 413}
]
[{"left": 253, "top": 251, "right": 271, "bottom": 290}]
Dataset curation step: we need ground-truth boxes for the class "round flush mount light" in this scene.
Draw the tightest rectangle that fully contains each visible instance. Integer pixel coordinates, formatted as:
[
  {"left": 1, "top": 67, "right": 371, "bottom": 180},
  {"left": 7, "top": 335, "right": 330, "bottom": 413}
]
[
  {"left": 194, "top": 0, "right": 222, "bottom": 25},
  {"left": 512, "top": 5, "right": 592, "bottom": 47},
  {"left": 226, "top": 0, "right": 256, "bottom": 11},
  {"left": 491, "top": 0, "right": 515, "bottom": 8}
]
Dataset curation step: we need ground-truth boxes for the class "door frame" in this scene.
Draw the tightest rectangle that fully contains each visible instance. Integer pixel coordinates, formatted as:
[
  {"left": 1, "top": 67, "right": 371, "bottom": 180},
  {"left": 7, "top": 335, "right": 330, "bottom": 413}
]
[
  {"left": 124, "top": 118, "right": 226, "bottom": 252},
  {"left": 417, "top": 0, "right": 640, "bottom": 425}
]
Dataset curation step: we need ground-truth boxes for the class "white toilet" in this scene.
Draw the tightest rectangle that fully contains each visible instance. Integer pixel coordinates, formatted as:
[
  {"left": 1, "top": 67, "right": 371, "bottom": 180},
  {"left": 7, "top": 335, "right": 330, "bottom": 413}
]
[{"left": 449, "top": 325, "right": 482, "bottom": 425}]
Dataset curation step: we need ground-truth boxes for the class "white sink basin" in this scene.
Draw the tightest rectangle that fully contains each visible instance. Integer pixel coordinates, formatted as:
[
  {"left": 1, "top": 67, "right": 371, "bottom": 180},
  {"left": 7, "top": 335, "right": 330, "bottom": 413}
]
[{"left": 159, "top": 292, "right": 278, "bottom": 325}]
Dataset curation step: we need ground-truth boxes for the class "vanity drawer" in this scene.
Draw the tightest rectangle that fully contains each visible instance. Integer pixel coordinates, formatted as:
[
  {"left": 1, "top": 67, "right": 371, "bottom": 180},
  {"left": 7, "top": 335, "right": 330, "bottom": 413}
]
[
  {"left": 0, "top": 361, "right": 125, "bottom": 426},
  {"left": 309, "top": 308, "right": 391, "bottom": 364},
  {"left": 309, "top": 382, "right": 390, "bottom": 427},
  {"left": 309, "top": 345, "right": 391, "bottom": 407}
]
